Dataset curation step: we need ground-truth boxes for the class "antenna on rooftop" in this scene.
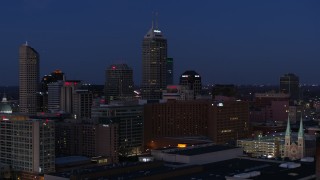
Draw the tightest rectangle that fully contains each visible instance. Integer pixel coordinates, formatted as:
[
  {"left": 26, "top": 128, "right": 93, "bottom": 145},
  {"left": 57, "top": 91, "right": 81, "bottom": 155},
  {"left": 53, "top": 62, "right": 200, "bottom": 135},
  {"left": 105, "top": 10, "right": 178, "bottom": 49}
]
[
  {"left": 155, "top": 12, "right": 159, "bottom": 29},
  {"left": 151, "top": 11, "right": 154, "bottom": 29}
]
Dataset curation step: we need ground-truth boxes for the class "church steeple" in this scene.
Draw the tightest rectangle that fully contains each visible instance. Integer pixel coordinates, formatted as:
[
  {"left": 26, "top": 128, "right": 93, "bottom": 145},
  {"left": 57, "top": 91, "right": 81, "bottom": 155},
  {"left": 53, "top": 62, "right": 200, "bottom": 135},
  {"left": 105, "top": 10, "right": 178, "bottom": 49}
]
[
  {"left": 298, "top": 114, "right": 304, "bottom": 138},
  {"left": 285, "top": 116, "right": 291, "bottom": 136},
  {"left": 297, "top": 113, "right": 305, "bottom": 159},
  {"left": 284, "top": 115, "right": 291, "bottom": 158}
]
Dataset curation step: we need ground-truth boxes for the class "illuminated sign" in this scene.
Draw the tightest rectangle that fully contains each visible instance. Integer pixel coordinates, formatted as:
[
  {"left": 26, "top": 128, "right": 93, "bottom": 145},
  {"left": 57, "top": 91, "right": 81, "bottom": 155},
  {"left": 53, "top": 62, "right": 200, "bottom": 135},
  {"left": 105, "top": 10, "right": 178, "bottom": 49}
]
[
  {"left": 194, "top": 75, "right": 200, "bottom": 77},
  {"left": 181, "top": 75, "right": 189, "bottom": 78},
  {"left": 177, "top": 144, "right": 187, "bottom": 148},
  {"left": 153, "top": 30, "right": 161, "bottom": 33}
]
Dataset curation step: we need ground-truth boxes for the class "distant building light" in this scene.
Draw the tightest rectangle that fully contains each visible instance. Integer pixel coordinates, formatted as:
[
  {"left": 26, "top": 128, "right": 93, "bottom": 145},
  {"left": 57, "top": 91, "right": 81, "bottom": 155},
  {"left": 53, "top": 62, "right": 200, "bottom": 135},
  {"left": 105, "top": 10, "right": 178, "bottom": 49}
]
[
  {"left": 194, "top": 75, "right": 200, "bottom": 77},
  {"left": 153, "top": 30, "right": 161, "bottom": 33},
  {"left": 177, "top": 144, "right": 187, "bottom": 148},
  {"left": 218, "top": 103, "right": 224, "bottom": 107},
  {"left": 181, "top": 75, "right": 188, "bottom": 78}
]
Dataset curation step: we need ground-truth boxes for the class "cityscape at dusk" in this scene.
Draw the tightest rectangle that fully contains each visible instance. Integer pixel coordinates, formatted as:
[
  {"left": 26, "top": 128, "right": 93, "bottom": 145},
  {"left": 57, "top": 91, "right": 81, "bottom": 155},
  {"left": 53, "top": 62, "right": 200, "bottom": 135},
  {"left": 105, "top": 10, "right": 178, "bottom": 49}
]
[
  {"left": 0, "top": 1, "right": 320, "bottom": 180},
  {"left": 0, "top": 0, "right": 320, "bottom": 85}
]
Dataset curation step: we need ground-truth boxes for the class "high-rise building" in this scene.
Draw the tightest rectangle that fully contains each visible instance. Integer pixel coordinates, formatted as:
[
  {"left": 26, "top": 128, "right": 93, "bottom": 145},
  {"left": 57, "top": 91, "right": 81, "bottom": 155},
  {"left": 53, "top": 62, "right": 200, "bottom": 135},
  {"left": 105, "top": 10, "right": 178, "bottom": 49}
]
[
  {"left": 48, "top": 81, "right": 64, "bottom": 112},
  {"left": 19, "top": 43, "right": 40, "bottom": 115},
  {"left": 166, "top": 58, "right": 174, "bottom": 85},
  {"left": 60, "top": 80, "right": 81, "bottom": 114},
  {"left": 0, "top": 116, "right": 55, "bottom": 178},
  {"left": 179, "top": 70, "right": 202, "bottom": 99},
  {"left": 105, "top": 64, "right": 134, "bottom": 103},
  {"left": 208, "top": 100, "right": 250, "bottom": 144},
  {"left": 39, "top": 70, "right": 65, "bottom": 112},
  {"left": 141, "top": 22, "right": 167, "bottom": 100},
  {"left": 91, "top": 104, "right": 143, "bottom": 156},
  {"left": 73, "top": 89, "right": 93, "bottom": 119},
  {"left": 40, "top": 70, "right": 65, "bottom": 93},
  {"left": 55, "top": 120, "right": 118, "bottom": 163},
  {"left": 280, "top": 73, "right": 300, "bottom": 100}
]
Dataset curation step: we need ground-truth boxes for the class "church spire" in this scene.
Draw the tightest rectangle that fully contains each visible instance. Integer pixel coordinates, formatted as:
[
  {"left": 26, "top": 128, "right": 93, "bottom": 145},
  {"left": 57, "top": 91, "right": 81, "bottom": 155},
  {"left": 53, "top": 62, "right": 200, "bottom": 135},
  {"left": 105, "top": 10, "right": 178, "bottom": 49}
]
[
  {"left": 285, "top": 116, "right": 291, "bottom": 136},
  {"left": 298, "top": 114, "right": 304, "bottom": 138}
]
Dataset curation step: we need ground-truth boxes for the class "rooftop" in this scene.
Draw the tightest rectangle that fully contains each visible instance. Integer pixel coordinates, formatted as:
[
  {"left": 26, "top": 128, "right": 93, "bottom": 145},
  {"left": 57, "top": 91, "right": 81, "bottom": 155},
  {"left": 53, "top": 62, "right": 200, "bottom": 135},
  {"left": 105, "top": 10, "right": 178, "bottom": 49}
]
[
  {"left": 167, "top": 145, "right": 239, "bottom": 156},
  {"left": 46, "top": 158, "right": 315, "bottom": 180},
  {"left": 56, "top": 156, "right": 90, "bottom": 165}
]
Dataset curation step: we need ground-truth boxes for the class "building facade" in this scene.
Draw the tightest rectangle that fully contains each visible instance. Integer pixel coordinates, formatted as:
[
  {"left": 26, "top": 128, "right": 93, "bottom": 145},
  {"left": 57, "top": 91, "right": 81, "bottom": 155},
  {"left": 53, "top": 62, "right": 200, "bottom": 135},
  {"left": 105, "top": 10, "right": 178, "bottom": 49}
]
[
  {"left": 166, "top": 58, "right": 173, "bottom": 85},
  {"left": 19, "top": 43, "right": 40, "bottom": 115},
  {"left": 39, "top": 70, "right": 65, "bottom": 112},
  {"left": 105, "top": 64, "right": 134, "bottom": 103},
  {"left": 162, "top": 85, "right": 194, "bottom": 101},
  {"left": 280, "top": 73, "right": 300, "bottom": 100},
  {"left": 179, "top": 71, "right": 202, "bottom": 99},
  {"left": 208, "top": 100, "right": 250, "bottom": 144},
  {"left": 144, "top": 100, "right": 211, "bottom": 149},
  {"left": 60, "top": 80, "right": 81, "bottom": 114},
  {"left": 55, "top": 120, "right": 118, "bottom": 163},
  {"left": 144, "top": 99, "right": 250, "bottom": 149},
  {"left": 141, "top": 22, "right": 167, "bottom": 100},
  {"left": 48, "top": 81, "right": 64, "bottom": 112},
  {"left": 91, "top": 104, "right": 143, "bottom": 156},
  {"left": 73, "top": 89, "right": 93, "bottom": 119},
  {"left": 0, "top": 117, "right": 55, "bottom": 176}
]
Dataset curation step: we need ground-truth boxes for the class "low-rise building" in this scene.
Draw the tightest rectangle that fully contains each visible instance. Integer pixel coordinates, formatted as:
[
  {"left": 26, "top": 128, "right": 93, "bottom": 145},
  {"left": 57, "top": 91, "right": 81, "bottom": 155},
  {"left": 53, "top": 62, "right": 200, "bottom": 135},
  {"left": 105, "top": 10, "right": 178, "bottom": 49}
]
[{"left": 151, "top": 144, "right": 243, "bottom": 165}]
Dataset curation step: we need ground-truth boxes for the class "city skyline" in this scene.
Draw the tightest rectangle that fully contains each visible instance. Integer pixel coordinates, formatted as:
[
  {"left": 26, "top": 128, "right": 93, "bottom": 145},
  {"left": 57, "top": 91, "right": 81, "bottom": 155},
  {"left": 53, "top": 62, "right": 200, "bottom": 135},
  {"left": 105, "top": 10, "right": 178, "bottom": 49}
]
[{"left": 1, "top": 1, "right": 320, "bottom": 86}]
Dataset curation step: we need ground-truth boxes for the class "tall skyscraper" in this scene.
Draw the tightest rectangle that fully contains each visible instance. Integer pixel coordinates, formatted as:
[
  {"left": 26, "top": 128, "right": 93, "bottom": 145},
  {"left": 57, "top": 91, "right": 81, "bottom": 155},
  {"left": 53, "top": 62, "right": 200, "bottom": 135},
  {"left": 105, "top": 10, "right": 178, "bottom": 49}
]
[
  {"left": 141, "top": 21, "right": 167, "bottom": 100},
  {"left": 105, "top": 64, "right": 134, "bottom": 103},
  {"left": 179, "top": 70, "right": 202, "bottom": 99},
  {"left": 166, "top": 58, "right": 174, "bottom": 85},
  {"left": 280, "top": 73, "right": 300, "bottom": 100},
  {"left": 19, "top": 43, "right": 40, "bottom": 115}
]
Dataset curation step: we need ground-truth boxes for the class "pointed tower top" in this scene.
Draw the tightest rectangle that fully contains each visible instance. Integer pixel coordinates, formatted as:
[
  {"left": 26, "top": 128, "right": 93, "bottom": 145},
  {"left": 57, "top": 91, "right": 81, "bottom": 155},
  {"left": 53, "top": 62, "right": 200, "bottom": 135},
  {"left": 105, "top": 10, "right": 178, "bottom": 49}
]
[
  {"left": 1, "top": 93, "right": 7, "bottom": 103},
  {"left": 285, "top": 116, "right": 291, "bottom": 136},
  {"left": 298, "top": 114, "right": 304, "bottom": 138},
  {"left": 144, "top": 12, "right": 164, "bottom": 39}
]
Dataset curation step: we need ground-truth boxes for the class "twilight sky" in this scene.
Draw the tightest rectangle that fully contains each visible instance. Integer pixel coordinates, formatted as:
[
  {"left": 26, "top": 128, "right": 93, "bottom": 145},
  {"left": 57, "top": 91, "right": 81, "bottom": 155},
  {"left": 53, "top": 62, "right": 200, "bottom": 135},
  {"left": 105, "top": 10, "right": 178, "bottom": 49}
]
[{"left": 1, "top": 0, "right": 320, "bottom": 86}]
